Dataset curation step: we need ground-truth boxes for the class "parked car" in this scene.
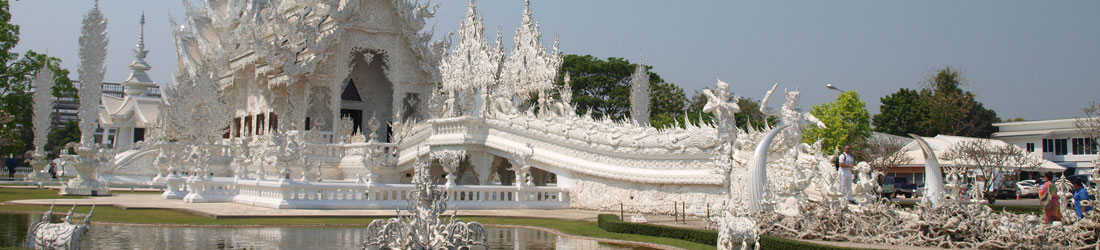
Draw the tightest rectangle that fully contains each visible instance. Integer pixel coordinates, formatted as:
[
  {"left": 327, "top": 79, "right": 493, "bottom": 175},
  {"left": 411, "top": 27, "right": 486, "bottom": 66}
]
[
  {"left": 882, "top": 177, "right": 917, "bottom": 198},
  {"left": 1016, "top": 180, "right": 1038, "bottom": 198},
  {"left": 989, "top": 180, "right": 1018, "bottom": 200}
]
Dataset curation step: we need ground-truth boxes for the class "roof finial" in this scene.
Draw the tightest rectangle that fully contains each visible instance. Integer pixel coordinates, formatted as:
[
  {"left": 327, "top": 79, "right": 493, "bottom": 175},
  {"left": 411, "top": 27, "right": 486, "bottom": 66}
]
[
  {"left": 94, "top": 0, "right": 99, "bottom": 9},
  {"left": 139, "top": 12, "right": 146, "bottom": 47}
]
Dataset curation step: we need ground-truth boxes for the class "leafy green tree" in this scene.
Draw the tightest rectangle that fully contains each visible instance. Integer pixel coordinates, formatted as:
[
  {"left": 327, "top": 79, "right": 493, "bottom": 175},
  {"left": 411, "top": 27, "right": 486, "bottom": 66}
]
[
  {"left": 803, "top": 91, "right": 872, "bottom": 152},
  {"left": 649, "top": 81, "right": 686, "bottom": 129},
  {"left": 45, "top": 121, "right": 79, "bottom": 158},
  {"left": 0, "top": 0, "right": 77, "bottom": 156},
  {"left": 873, "top": 88, "right": 931, "bottom": 136},
  {"left": 558, "top": 55, "right": 635, "bottom": 120},
  {"left": 557, "top": 54, "right": 688, "bottom": 128}
]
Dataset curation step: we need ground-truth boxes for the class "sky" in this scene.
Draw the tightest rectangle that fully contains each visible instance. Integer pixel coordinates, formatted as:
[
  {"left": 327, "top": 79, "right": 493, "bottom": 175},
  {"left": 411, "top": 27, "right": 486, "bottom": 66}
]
[{"left": 10, "top": 0, "right": 1099, "bottom": 121}]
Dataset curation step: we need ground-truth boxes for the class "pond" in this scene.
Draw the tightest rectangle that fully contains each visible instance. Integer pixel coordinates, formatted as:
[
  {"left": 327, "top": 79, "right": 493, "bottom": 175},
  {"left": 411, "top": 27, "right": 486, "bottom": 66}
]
[{"left": 0, "top": 213, "right": 656, "bottom": 249}]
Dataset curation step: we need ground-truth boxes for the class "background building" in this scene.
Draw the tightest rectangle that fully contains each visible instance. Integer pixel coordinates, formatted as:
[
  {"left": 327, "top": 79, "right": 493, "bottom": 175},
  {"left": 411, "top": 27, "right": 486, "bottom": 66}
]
[{"left": 993, "top": 118, "right": 1098, "bottom": 177}]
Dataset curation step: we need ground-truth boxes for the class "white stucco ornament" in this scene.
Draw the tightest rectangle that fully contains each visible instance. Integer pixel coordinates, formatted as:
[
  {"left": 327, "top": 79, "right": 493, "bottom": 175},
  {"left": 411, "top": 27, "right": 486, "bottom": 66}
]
[
  {"left": 27, "top": 204, "right": 95, "bottom": 250},
  {"left": 363, "top": 156, "right": 487, "bottom": 249},
  {"left": 29, "top": 64, "right": 55, "bottom": 182}
]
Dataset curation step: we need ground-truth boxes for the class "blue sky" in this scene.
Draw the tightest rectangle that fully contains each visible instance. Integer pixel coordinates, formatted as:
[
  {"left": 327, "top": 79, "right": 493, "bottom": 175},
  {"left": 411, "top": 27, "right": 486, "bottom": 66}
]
[{"left": 10, "top": 0, "right": 1099, "bottom": 121}]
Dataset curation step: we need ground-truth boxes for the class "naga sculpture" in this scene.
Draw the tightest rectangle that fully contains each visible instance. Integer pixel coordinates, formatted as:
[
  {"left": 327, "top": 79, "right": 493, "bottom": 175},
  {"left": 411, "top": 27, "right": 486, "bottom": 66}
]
[{"left": 27, "top": 203, "right": 95, "bottom": 250}]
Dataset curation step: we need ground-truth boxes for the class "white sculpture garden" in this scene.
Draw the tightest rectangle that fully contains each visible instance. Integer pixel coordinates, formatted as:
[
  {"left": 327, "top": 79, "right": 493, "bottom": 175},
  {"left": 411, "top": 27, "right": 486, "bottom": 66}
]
[{"left": 22, "top": 0, "right": 1098, "bottom": 249}]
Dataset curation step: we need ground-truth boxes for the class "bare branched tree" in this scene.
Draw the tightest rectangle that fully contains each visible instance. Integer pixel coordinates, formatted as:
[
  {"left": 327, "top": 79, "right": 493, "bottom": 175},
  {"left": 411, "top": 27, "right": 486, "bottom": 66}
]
[
  {"left": 941, "top": 138, "right": 1044, "bottom": 195},
  {"left": 855, "top": 134, "right": 913, "bottom": 175},
  {"left": 1075, "top": 102, "right": 1100, "bottom": 166}
]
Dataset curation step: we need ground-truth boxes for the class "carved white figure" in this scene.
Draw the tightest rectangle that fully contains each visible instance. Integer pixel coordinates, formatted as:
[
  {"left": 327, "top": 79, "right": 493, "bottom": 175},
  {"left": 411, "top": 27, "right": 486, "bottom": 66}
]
[
  {"left": 27, "top": 204, "right": 95, "bottom": 250},
  {"left": 851, "top": 162, "right": 881, "bottom": 204},
  {"left": 715, "top": 211, "right": 759, "bottom": 250}
]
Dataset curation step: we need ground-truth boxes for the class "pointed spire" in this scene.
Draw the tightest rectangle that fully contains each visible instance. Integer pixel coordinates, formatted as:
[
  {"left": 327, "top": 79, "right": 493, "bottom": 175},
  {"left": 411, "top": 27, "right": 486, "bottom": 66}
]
[
  {"left": 122, "top": 12, "right": 155, "bottom": 97},
  {"left": 138, "top": 12, "right": 146, "bottom": 50}
]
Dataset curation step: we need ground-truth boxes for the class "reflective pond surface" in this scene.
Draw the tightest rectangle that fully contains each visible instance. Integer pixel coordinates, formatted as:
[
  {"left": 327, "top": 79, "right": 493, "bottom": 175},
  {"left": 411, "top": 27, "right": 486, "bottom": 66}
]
[{"left": 1, "top": 213, "right": 655, "bottom": 249}]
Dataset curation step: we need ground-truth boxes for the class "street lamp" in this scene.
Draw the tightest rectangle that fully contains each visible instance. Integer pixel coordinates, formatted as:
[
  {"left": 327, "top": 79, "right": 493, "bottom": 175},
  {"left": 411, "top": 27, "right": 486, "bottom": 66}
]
[{"left": 826, "top": 83, "right": 843, "bottom": 93}]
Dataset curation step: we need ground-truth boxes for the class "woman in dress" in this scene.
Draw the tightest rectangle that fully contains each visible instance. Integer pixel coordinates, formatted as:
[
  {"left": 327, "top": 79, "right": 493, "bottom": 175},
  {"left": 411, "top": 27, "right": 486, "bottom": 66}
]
[{"left": 1039, "top": 172, "right": 1063, "bottom": 223}]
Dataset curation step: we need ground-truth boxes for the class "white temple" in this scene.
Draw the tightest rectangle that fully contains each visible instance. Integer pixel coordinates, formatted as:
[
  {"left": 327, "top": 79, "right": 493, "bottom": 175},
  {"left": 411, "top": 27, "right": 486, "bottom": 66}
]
[
  {"left": 51, "top": 1, "right": 1100, "bottom": 248},
  {"left": 99, "top": 14, "right": 162, "bottom": 149}
]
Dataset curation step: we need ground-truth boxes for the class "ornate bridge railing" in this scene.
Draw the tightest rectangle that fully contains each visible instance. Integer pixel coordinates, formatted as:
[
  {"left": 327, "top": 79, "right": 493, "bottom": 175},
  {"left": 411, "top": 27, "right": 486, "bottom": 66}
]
[{"left": 170, "top": 177, "right": 570, "bottom": 210}]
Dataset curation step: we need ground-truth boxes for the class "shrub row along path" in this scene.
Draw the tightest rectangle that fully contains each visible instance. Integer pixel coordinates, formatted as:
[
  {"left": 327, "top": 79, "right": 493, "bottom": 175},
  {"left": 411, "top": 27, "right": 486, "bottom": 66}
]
[{"left": 2, "top": 185, "right": 948, "bottom": 250}]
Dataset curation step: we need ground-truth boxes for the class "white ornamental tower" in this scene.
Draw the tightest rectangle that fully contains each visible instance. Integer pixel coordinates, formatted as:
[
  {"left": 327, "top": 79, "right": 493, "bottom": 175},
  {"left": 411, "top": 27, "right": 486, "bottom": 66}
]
[
  {"left": 121, "top": 13, "right": 156, "bottom": 97},
  {"left": 629, "top": 57, "right": 650, "bottom": 126}
]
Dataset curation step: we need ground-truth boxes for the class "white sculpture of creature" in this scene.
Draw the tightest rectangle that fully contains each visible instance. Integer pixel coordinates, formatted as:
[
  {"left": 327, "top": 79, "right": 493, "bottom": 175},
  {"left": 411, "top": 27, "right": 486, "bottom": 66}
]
[
  {"left": 716, "top": 211, "right": 760, "bottom": 250},
  {"left": 852, "top": 162, "right": 881, "bottom": 204},
  {"left": 27, "top": 204, "right": 95, "bottom": 250},
  {"left": 490, "top": 94, "right": 518, "bottom": 118},
  {"left": 703, "top": 79, "right": 741, "bottom": 137}
]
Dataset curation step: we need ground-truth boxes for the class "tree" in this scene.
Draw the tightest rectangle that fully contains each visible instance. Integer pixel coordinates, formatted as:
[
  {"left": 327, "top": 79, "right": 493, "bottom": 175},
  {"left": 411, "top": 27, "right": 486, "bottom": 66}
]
[
  {"left": 873, "top": 88, "right": 931, "bottom": 137},
  {"left": 0, "top": 109, "right": 12, "bottom": 146},
  {"left": 649, "top": 81, "right": 687, "bottom": 129},
  {"left": 854, "top": 134, "right": 912, "bottom": 175},
  {"left": 0, "top": 0, "right": 76, "bottom": 156},
  {"left": 557, "top": 54, "right": 688, "bottom": 128},
  {"left": 920, "top": 67, "right": 1000, "bottom": 138},
  {"left": 45, "top": 121, "right": 79, "bottom": 158},
  {"left": 940, "top": 138, "right": 1043, "bottom": 203},
  {"left": 803, "top": 91, "right": 872, "bottom": 153}
]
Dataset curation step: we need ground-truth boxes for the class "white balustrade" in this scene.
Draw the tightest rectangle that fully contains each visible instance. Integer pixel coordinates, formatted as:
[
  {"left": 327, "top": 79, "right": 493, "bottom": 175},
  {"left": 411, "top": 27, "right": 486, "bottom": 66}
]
[{"left": 174, "top": 177, "right": 570, "bottom": 210}]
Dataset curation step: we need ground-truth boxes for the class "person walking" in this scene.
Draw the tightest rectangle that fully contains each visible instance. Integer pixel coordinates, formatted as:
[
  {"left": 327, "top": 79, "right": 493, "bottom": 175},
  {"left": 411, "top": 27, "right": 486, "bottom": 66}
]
[
  {"left": 1073, "top": 180, "right": 1092, "bottom": 219},
  {"left": 48, "top": 161, "right": 57, "bottom": 179},
  {"left": 1039, "top": 172, "right": 1063, "bottom": 223},
  {"left": 838, "top": 145, "right": 855, "bottom": 203},
  {"left": 5, "top": 154, "right": 18, "bottom": 178}
]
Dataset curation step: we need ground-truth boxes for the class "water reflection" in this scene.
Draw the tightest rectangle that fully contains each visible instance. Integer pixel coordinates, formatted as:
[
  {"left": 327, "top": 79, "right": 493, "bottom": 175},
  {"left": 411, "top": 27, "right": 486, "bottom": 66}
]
[{"left": 1, "top": 213, "right": 654, "bottom": 249}]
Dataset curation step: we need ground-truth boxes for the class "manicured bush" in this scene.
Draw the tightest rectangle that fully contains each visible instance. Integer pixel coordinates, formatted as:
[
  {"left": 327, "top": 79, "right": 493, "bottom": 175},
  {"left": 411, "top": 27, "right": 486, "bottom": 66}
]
[{"left": 597, "top": 214, "right": 718, "bottom": 245}]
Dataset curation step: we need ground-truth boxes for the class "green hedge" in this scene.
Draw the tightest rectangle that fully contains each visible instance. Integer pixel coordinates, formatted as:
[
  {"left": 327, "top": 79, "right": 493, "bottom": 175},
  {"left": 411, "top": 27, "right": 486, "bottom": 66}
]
[
  {"left": 597, "top": 214, "right": 874, "bottom": 250},
  {"left": 990, "top": 204, "right": 1043, "bottom": 214},
  {"left": 758, "top": 235, "right": 872, "bottom": 250},
  {"left": 597, "top": 214, "right": 719, "bottom": 245}
]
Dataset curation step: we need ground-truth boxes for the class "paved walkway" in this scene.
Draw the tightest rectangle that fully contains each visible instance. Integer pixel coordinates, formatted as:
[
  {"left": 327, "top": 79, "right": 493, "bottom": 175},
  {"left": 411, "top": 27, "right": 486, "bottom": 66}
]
[{"left": 2, "top": 186, "right": 953, "bottom": 250}]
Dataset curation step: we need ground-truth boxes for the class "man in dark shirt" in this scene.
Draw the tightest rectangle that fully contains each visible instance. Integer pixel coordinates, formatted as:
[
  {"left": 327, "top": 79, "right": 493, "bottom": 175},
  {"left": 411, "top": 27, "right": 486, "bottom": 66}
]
[{"left": 5, "top": 155, "right": 18, "bottom": 178}]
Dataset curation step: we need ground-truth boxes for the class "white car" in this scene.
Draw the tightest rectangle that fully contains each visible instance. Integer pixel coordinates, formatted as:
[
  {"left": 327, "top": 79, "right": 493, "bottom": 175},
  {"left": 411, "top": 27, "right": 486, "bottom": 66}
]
[{"left": 1016, "top": 180, "right": 1038, "bottom": 198}]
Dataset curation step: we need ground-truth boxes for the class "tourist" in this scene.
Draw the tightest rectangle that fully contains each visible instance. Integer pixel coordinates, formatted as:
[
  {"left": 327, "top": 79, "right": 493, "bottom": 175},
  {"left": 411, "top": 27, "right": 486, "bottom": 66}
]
[
  {"left": 5, "top": 154, "right": 17, "bottom": 178},
  {"left": 838, "top": 145, "right": 854, "bottom": 203},
  {"left": 1073, "top": 180, "right": 1092, "bottom": 219},
  {"left": 48, "top": 162, "right": 57, "bottom": 179},
  {"left": 1039, "top": 172, "right": 1063, "bottom": 223}
]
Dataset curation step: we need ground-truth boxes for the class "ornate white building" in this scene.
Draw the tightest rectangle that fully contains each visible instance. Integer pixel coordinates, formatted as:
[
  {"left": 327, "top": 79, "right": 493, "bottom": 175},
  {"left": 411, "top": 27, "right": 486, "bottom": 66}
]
[
  {"left": 104, "top": 0, "right": 829, "bottom": 214},
  {"left": 99, "top": 14, "right": 163, "bottom": 149}
]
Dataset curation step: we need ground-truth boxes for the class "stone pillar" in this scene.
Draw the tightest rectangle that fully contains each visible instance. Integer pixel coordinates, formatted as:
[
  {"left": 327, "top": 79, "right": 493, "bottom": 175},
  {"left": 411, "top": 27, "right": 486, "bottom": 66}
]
[
  {"left": 508, "top": 157, "right": 531, "bottom": 188},
  {"left": 468, "top": 151, "right": 493, "bottom": 185}
]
